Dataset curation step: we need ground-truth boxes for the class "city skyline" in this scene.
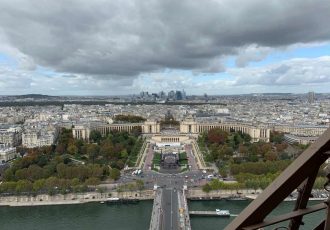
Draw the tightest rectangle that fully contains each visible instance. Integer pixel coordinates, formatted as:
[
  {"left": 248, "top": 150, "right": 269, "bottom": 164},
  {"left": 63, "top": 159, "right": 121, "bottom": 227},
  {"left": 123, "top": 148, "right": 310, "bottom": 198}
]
[{"left": 0, "top": 0, "right": 330, "bottom": 95}]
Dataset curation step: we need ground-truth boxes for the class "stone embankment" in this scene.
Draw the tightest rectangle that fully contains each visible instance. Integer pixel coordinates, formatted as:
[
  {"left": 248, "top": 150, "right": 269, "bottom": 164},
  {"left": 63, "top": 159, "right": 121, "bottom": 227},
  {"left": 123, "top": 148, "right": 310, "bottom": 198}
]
[
  {"left": 187, "top": 188, "right": 262, "bottom": 200},
  {"left": 0, "top": 190, "right": 155, "bottom": 207}
]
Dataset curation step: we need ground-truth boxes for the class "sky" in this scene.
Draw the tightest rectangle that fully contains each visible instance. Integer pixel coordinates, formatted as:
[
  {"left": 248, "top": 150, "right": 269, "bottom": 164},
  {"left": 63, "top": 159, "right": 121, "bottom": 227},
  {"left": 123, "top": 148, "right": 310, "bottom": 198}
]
[{"left": 0, "top": 0, "right": 330, "bottom": 96}]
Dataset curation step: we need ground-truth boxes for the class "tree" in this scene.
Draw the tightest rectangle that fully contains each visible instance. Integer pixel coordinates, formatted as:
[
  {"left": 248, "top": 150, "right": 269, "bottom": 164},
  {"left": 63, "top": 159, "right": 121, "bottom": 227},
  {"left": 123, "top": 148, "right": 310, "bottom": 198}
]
[
  {"left": 87, "top": 144, "right": 100, "bottom": 164},
  {"left": 202, "top": 183, "right": 212, "bottom": 193},
  {"left": 67, "top": 144, "right": 78, "bottom": 155},
  {"left": 55, "top": 143, "right": 66, "bottom": 155},
  {"left": 207, "top": 128, "right": 229, "bottom": 145},
  {"left": 99, "top": 140, "right": 114, "bottom": 160},
  {"left": 260, "top": 143, "right": 272, "bottom": 157},
  {"left": 114, "top": 114, "right": 146, "bottom": 123},
  {"left": 36, "top": 154, "right": 49, "bottom": 167},
  {"left": 15, "top": 168, "right": 29, "bottom": 181},
  {"left": 71, "top": 178, "right": 80, "bottom": 186},
  {"left": 270, "top": 131, "right": 284, "bottom": 144},
  {"left": 232, "top": 133, "right": 243, "bottom": 148},
  {"left": 241, "top": 133, "right": 252, "bottom": 143},
  {"left": 90, "top": 130, "right": 102, "bottom": 143},
  {"left": 87, "top": 164, "right": 103, "bottom": 178},
  {"left": 85, "top": 177, "right": 100, "bottom": 188},
  {"left": 33, "top": 179, "right": 46, "bottom": 192},
  {"left": 264, "top": 151, "right": 278, "bottom": 161},
  {"left": 115, "top": 160, "right": 125, "bottom": 169},
  {"left": 16, "top": 180, "right": 33, "bottom": 193},
  {"left": 245, "top": 179, "right": 260, "bottom": 192},
  {"left": 120, "top": 149, "right": 128, "bottom": 159},
  {"left": 3, "top": 168, "right": 16, "bottom": 181},
  {"left": 109, "top": 168, "right": 121, "bottom": 180},
  {"left": 238, "top": 144, "right": 248, "bottom": 156},
  {"left": 0, "top": 181, "right": 17, "bottom": 193},
  {"left": 314, "top": 177, "right": 327, "bottom": 189},
  {"left": 135, "top": 179, "right": 144, "bottom": 191},
  {"left": 45, "top": 177, "right": 59, "bottom": 192},
  {"left": 27, "top": 164, "right": 44, "bottom": 181},
  {"left": 56, "top": 163, "right": 68, "bottom": 179},
  {"left": 275, "top": 143, "right": 287, "bottom": 152}
]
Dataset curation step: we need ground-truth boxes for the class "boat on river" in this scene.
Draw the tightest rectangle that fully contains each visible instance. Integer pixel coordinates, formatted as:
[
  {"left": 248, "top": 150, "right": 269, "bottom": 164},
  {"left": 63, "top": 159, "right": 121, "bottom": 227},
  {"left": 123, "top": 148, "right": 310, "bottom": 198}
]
[{"left": 105, "top": 197, "right": 139, "bottom": 204}]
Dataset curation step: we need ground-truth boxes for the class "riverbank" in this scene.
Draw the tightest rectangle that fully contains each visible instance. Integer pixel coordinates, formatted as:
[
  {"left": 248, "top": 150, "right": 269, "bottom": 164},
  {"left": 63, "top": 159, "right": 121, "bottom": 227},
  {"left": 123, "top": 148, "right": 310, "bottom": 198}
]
[
  {"left": 187, "top": 188, "right": 328, "bottom": 201},
  {"left": 1, "top": 188, "right": 327, "bottom": 207},
  {"left": 0, "top": 190, "right": 155, "bottom": 207},
  {"left": 0, "top": 188, "right": 252, "bottom": 207}
]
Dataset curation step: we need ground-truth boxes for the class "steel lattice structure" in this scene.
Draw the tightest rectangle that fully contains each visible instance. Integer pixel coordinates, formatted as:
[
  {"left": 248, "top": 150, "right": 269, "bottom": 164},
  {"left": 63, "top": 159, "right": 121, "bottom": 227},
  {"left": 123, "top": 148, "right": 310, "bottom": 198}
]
[{"left": 225, "top": 127, "right": 330, "bottom": 230}]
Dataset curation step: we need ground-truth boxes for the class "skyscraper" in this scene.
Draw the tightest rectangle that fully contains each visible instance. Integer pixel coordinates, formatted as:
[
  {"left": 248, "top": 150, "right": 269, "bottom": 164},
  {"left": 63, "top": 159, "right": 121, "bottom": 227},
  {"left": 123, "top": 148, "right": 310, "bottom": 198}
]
[{"left": 308, "top": 91, "right": 315, "bottom": 103}]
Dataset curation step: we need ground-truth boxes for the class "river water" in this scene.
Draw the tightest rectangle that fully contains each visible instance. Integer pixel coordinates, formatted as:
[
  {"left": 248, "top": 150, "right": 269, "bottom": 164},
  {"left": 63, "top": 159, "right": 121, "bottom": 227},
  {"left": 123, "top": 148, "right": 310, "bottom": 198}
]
[{"left": 0, "top": 200, "right": 324, "bottom": 230}]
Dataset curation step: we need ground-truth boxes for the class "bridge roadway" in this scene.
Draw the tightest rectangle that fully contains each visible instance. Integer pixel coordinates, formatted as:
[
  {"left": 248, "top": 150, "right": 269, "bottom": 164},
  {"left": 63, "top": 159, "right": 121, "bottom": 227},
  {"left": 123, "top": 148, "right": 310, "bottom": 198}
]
[
  {"left": 149, "top": 175, "right": 191, "bottom": 230},
  {"left": 162, "top": 188, "right": 179, "bottom": 230},
  {"left": 150, "top": 188, "right": 191, "bottom": 230}
]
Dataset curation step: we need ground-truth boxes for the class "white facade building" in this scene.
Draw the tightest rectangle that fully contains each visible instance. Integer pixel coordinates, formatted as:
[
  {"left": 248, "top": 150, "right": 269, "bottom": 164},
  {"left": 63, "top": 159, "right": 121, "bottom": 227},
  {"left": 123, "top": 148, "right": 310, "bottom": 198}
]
[
  {"left": 22, "top": 130, "right": 56, "bottom": 148},
  {"left": 0, "top": 144, "right": 17, "bottom": 163}
]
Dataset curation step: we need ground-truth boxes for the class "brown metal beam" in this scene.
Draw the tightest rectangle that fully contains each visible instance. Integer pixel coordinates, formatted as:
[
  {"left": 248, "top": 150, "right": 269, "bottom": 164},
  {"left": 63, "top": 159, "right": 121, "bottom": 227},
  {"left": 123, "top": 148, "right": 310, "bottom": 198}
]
[
  {"left": 313, "top": 220, "right": 325, "bottom": 230},
  {"left": 324, "top": 199, "right": 330, "bottom": 230},
  {"left": 225, "top": 127, "right": 330, "bottom": 230},
  {"left": 289, "top": 168, "right": 319, "bottom": 229},
  {"left": 241, "top": 203, "right": 326, "bottom": 230}
]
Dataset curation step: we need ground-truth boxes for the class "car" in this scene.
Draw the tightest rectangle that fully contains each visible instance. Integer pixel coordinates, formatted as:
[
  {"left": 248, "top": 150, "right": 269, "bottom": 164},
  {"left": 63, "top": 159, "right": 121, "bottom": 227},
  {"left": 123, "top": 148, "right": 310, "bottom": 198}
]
[
  {"left": 202, "top": 170, "right": 207, "bottom": 174},
  {"left": 207, "top": 174, "right": 214, "bottom": 179}
]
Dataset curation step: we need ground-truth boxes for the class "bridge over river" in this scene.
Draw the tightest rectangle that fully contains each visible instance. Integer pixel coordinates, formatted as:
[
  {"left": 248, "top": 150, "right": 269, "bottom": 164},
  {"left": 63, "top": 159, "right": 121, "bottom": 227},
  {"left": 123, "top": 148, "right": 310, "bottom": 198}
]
[{"left": 149, "top": 187, "right": 191, "bottom": 230}]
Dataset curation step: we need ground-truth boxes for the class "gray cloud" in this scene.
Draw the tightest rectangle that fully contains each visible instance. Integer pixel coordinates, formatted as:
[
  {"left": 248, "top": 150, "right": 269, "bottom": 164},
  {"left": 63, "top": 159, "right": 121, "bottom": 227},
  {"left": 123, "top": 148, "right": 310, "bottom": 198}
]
[{"left": 0, "top": 0, "right": 330, "bottom": 79}]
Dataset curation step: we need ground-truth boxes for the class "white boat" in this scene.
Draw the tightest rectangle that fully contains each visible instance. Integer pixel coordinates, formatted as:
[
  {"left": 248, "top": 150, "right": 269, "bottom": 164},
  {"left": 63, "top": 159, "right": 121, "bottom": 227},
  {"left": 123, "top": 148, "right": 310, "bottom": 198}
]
[{"left": 216, "top": 209, "right": 230, "bottom": 216}]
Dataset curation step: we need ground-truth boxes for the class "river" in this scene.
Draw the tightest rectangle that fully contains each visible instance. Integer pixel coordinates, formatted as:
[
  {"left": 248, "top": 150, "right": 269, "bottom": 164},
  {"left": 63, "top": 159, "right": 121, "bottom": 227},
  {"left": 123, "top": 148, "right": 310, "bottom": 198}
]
[{"left": 0, "top": 200, "right": 325, "bottom": 230}]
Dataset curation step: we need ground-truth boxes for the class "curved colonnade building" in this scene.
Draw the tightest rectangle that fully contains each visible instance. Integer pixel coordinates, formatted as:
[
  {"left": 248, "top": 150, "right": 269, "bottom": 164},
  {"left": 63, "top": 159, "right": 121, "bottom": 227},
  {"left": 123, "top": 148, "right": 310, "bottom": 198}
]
[{"left": 72, "top": 117, "right": 270, "bottom": 142}]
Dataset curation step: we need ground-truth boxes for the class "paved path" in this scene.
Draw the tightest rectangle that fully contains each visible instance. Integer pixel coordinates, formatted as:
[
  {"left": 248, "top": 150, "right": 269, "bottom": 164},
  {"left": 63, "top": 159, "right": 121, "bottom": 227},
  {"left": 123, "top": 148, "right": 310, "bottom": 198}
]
[
  {"left": 144, "top": 144, "right": 154, "bottom": 171},
  {"left": 177, "top": 190, "right": 191, "bottom": 230},
  {"left": 149, "top": 189, "right": 163, "bottom": 230},
  {"left": 184, "top": 144, "right": 198, "bottom": 170}
]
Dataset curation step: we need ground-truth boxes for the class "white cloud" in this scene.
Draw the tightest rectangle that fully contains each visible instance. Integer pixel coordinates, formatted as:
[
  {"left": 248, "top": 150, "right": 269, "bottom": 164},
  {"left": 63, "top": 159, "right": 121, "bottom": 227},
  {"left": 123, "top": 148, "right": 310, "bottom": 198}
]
[
  {"left": 231, "top": 56, "right": 330, "bottom": 86},
  {"left": 235, "top": 44, "right": 273, "bottom": 67}
]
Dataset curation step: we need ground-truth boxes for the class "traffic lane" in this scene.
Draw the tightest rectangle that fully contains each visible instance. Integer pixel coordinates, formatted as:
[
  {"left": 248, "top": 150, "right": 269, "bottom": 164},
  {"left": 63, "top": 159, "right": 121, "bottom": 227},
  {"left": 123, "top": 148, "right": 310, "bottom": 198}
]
[{"left": 162, "top": 188, "right": 179, "bottom": 230}]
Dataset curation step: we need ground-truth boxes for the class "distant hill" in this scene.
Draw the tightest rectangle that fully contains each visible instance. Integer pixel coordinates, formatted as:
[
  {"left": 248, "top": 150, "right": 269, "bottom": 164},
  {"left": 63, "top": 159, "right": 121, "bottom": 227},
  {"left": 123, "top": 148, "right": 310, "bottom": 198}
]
[{"left": 15, "top": 94, "right": 59, "bottom": 99}]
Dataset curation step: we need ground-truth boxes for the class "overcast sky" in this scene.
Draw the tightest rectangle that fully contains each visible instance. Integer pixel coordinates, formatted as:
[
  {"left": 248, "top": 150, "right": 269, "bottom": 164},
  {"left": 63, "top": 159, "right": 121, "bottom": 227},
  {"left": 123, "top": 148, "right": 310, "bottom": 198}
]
[{"left": 0, "top": 0, "right": 330, "bottom": 95}]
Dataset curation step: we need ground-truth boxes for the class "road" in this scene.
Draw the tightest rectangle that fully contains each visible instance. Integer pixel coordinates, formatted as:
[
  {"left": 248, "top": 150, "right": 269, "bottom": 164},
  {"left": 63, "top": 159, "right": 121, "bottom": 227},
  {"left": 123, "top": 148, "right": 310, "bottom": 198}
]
[
  {"left": 162, "top": 188, "right": 179, "bottom": 230},
  {"left": 118, "top": 169, "right": 210, "bottom": 190}
]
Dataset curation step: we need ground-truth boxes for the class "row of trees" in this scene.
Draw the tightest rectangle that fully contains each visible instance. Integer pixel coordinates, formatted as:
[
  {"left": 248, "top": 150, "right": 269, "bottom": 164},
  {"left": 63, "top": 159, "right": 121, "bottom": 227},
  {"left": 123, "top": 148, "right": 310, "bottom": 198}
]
[
  {"left": 0, "top": 177, "right": 100, "bottom": 195},
  {"left": 202, "top": 175, "right": 327, "bottom": 193},
  {"left": 230, "top": 160, "right": 292, "bottom": 176},
  {"left": 113, "top": 114, "right": 146, "bottom": 123},
  {"left": 116, "top": 179, "right": 144, "bottom": 193}
]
